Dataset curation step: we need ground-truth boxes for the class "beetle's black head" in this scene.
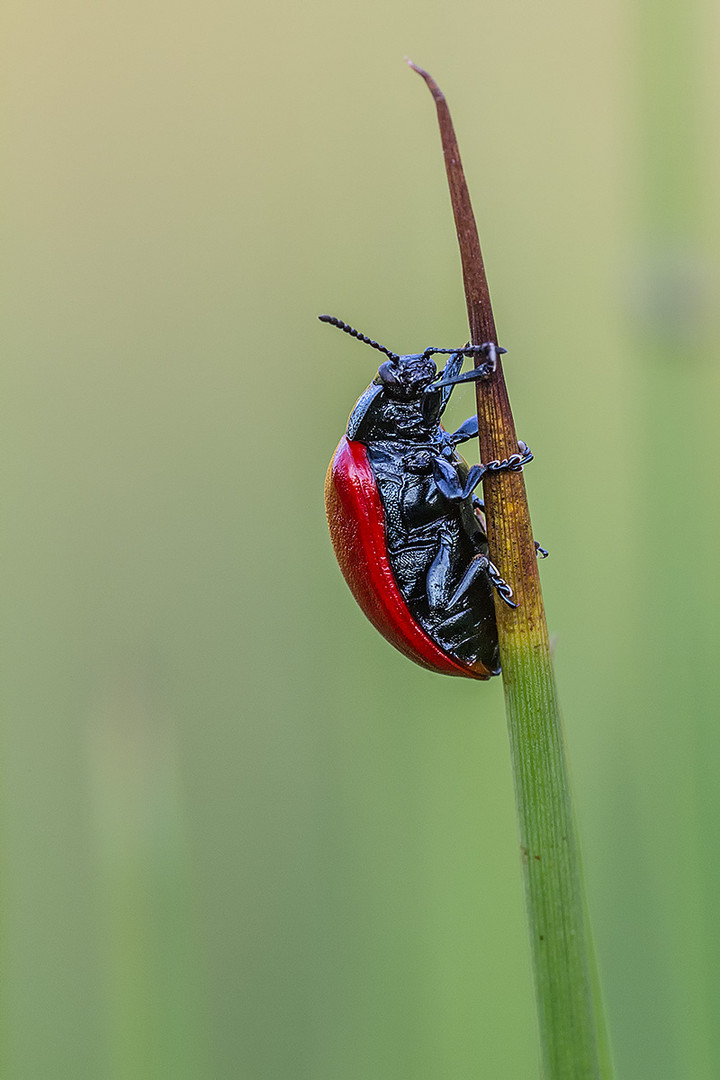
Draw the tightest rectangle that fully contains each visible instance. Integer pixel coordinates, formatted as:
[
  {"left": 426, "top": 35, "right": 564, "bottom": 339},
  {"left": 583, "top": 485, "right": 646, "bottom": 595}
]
[
  {"left": 375, "top": 352, "right": 438, "bottom": 399},
  {"left": 345, "top": 353, "right": 444, "bottom": 443}
]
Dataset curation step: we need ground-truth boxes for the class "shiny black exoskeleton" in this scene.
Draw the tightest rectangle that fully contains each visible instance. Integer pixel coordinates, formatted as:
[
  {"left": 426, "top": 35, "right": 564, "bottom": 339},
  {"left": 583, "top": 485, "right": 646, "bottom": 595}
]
[{"left": 321, "top": 315, "right": 539, "bottom": 675}]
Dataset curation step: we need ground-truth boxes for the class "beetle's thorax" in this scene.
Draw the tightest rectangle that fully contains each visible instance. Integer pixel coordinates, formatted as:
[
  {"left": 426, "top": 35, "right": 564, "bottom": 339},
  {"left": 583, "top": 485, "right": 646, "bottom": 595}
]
[
  {"left": 345, "top": 349, "right": 449, "bottom": 443},
  {"left": 363, "top": 395, "right": 439, "bottom": 441}
]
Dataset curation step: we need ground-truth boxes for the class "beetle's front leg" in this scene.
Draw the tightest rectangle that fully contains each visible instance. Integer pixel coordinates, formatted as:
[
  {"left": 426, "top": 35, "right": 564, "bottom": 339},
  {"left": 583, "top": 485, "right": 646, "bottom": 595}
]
[
  {"left": 434, "top": 350, "right": 464, "bottom": 415},
  {"left": 437, "top": 349, "right": 464, "bottom": 384}
]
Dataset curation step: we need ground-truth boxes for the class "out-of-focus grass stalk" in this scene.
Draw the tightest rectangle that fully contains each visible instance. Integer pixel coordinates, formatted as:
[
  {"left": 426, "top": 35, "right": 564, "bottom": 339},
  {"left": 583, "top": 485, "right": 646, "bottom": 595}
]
[
  {"left": 628, "top": 2, "right": 716, "bottom": 1073},
  {"left": 409, "top": 62, "right": 609, "bottom": 1080}
]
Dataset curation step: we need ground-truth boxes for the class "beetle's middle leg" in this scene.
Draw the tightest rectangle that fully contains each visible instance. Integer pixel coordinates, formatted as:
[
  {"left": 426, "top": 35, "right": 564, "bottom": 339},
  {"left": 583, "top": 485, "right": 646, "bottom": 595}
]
[{"left": 433, "top": 442, "right": 534, "bottom": 502}]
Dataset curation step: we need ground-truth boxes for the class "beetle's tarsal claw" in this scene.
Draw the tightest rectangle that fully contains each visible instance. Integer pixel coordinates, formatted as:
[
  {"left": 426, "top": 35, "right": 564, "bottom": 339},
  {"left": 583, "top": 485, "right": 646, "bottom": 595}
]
[
  {"left": 486, "top": 560, "right": 517, "bottom": 608},
  {"left": 484, "top": 443, "right": 534, "bottom": 475}
]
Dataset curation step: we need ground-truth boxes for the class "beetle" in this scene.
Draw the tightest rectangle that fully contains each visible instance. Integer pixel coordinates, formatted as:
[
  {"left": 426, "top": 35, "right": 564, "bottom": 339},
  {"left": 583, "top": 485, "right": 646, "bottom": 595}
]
[{"left": 322, "top": 314, "right": 545, "bottom": 680}]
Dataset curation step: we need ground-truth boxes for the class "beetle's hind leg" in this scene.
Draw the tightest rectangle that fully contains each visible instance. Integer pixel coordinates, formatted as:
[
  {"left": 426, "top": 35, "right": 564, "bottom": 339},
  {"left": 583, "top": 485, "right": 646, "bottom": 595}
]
[
  {"left": 448, "top": 554, "right": 517, "bottom": 610},
  {"left": 426, "top": 527, "right": 454, "bottom": 610}
]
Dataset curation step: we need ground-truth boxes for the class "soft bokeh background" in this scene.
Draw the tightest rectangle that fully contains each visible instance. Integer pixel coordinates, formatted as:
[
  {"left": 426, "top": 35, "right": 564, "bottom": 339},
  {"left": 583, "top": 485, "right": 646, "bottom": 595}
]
[{"left": 3, "top": 1, "right": 720, "bottom": 1077}]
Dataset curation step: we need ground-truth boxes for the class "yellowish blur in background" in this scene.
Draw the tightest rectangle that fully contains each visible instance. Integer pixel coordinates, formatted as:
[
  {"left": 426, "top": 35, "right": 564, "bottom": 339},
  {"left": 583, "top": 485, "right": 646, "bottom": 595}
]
[{"left": 4, "top": 1, "right": 720, "bottom": 1077}]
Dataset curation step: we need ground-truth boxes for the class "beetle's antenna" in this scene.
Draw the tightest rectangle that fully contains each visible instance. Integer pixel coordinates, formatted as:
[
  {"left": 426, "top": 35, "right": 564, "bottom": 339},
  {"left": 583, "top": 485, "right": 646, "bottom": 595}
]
[{"left": 319, "top": 315, "right": 399, "bottom": 362}]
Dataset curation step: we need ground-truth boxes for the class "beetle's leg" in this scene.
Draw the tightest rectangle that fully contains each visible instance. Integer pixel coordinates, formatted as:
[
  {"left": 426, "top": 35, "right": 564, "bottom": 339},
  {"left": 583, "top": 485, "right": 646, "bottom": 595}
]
[
  {"left": 432, "top": 456, "right": 465, "bottom": 500},
  {"left": 433, "top": 443, "right": 532, "bottom": 503},
  {"left": 430, "top": 343, "right": 504, "bottom": 389},
  {"left": 448, "top": 415, "right": 479, "bottom": 444},
  {"left": 486, "top": 561, "right": 517, "bottom": 608},
  {"left": 447, "top": 555, "right": 488, "bottom": 608},
  {"left": 448, "top": 554, "right": 517, "bottom": 610},
  {"left": 535, "top": 541, "right": 549, "bottom": 559},
  {"left": 461, "top": 442, "right": 534, "bottom": 497},
  {"left": 435, "top": 350, "right": 465, "bottom": 414},
  {"left": 426, "top": 527, "right": 453, "bottom": 610},
  {"left": 477, "top": 442, "right": 534, "bottom": 488},
  {"left": 433, "top": 456, "right": 484, "bottom": 501}
]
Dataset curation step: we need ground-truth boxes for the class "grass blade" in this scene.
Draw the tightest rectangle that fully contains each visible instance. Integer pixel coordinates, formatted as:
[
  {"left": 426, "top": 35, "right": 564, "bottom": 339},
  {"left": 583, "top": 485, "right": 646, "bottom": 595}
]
[{"left": 408, "top": 60, "right": 610, "bottom": 1080}]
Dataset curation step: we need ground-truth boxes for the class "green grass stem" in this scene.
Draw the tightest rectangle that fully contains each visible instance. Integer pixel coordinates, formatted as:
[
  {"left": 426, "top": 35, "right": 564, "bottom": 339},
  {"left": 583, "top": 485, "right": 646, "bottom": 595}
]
[{"left": 409, "top": 61, "right": 610, "bottom": 1080}]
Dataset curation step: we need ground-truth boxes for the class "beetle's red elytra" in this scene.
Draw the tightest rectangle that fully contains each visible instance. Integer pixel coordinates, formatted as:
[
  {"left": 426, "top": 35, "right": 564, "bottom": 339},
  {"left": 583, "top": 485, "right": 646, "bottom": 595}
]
[{"left": 326, "top": 436, "right": 492, "bottom": 679}]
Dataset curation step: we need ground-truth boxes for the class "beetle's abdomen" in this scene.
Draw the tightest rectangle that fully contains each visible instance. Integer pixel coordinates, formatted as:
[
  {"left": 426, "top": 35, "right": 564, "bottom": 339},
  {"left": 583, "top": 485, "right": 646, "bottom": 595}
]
[{"left": 325, "top": 436, "right": 493, "bottom": 679}]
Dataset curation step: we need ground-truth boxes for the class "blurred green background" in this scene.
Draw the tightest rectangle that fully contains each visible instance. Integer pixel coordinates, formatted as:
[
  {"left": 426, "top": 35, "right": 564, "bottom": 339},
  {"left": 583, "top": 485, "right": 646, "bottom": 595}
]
[{"left": 3, "top": 1, "right": 720, "bottom": 1077}]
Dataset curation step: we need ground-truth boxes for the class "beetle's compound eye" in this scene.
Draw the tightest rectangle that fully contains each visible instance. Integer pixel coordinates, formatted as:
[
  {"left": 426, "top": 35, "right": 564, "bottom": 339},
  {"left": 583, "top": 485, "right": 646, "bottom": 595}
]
[{"left": 377, "top": 360, "right": 400, "bottom": 386}]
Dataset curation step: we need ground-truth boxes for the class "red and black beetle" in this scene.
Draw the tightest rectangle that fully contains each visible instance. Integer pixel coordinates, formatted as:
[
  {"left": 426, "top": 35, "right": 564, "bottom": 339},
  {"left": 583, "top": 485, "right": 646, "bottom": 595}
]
[{"left": 323, "top": 315, "right": 538, "bottom": 680}]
